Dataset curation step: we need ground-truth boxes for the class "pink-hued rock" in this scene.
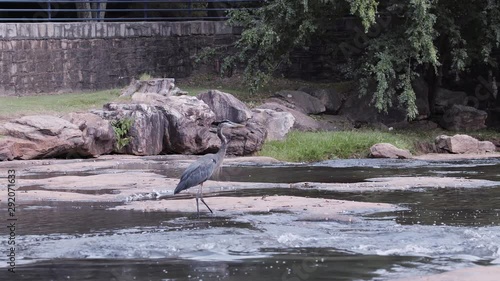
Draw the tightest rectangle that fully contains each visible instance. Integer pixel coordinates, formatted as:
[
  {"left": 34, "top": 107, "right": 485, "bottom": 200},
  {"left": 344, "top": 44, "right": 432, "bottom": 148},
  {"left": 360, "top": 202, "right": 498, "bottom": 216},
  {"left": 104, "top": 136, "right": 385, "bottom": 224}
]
[
  {"left": 197, "top": 90, "right": 253, "bottom": 123},
  {"left": 369, "top": 143, "right": 412, "bottom": 159},
  {"left": 257, "top": 101, "right": 322, "bottom": 131},
  {"left": 436, "top": 134, "right": 496, "bottom": 154},
  {"left": 66, "top": 112, "right": 115, "bottom": 157},
  {"left": 250, "top": 108, "right": 295, "bottom": 141},
  {"left": 0, "top": 115, "right": 83, "bottom": 160},
  {"left": 273, "top": 90, "right": 326, "bottom": 114}
]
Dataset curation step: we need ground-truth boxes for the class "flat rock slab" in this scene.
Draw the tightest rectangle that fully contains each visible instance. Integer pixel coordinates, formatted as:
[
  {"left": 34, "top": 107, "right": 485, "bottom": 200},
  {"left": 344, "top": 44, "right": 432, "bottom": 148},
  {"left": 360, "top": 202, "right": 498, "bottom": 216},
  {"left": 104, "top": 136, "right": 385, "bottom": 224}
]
[
  {"left": 112, "top": 195, "right": 398, "bottom": 222},
  {"left": 14, "top": 171, "right": 499, "bottom": 203}
]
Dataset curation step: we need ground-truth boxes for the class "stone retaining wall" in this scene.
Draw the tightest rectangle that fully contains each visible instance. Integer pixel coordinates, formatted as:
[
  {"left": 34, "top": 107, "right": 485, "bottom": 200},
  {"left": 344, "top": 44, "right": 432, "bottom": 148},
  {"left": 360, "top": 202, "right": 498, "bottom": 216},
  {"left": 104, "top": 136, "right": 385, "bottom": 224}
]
[{"left": 0, "top": 21, "right": 238, "bottom": 96}]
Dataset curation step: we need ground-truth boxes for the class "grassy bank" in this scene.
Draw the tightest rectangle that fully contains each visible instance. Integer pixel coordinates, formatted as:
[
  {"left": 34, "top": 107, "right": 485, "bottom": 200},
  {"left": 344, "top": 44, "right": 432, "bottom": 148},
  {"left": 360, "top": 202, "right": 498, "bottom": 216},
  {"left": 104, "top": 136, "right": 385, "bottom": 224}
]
[
  {"left": 257, "top": 130, "right": 417, "bottom": 162},
  {"left": 258, "top": 129, "right": 500, "bottom": 162},
  {"left": 0, "top": 90, "right": 121, "bottom": 120}
]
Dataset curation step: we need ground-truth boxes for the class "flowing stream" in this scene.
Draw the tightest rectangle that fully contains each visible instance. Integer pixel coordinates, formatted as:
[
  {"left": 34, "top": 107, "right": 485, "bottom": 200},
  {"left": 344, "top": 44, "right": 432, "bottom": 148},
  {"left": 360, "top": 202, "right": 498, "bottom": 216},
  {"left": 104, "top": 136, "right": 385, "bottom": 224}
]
[{"left": 1, "top": 157, "right": 500, "bottom": 280}]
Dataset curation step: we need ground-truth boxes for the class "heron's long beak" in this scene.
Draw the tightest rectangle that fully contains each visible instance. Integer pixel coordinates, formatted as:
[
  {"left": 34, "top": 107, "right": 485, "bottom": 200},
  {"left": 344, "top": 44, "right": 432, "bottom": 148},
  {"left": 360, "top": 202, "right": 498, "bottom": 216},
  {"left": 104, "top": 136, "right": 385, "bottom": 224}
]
[
  {"left": 222, "top": 120, "right": 245, "bottom": 128},
  {"left": 231, "top": 123, "right": 245, "bottom": 128}
]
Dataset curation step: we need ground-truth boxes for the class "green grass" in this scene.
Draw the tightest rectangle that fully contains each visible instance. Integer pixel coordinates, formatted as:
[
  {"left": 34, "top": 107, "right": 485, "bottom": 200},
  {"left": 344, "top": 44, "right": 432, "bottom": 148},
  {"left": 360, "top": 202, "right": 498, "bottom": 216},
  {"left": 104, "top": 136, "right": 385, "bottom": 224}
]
[
  {"left": 139, "top": 73, "right": 153, "bottom": 81},
  {"left": 258, "top": 130, "right": 418, "bottom": 162},
  {"left": 468, "top": 130, "right": 500, "bottom": 142},
  {"left": 0, "top": 89, "right": 122, "bottom": 119}
]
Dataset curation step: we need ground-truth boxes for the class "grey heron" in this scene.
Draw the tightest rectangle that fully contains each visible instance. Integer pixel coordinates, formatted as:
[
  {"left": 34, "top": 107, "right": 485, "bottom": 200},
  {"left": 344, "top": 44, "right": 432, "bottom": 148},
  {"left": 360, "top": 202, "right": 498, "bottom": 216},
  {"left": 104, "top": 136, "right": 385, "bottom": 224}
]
[{"left": 174, "top": 120, "right": 244, "bottom": 217}]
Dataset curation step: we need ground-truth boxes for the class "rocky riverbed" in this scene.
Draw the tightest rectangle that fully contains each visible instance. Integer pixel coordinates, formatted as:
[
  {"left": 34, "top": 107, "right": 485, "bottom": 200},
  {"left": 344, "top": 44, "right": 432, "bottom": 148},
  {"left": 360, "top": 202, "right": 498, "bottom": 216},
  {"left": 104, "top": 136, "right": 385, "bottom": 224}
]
[{"left": 1, "top": 154, "right": 500, "bottom": 280}]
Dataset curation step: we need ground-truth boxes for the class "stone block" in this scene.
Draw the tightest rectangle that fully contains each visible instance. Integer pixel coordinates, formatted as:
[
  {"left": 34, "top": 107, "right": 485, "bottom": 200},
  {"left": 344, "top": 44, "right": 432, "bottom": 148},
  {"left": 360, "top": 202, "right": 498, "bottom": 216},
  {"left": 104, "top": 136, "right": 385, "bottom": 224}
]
[
  {"left": 0, "top": 24, "right": 6, "bottom": 39},
  {"left": 38, "top": 23, "right": 47, "bottom": 38},
  {"left": 6, "top": 23, "right": 17, "bottom": 38}
]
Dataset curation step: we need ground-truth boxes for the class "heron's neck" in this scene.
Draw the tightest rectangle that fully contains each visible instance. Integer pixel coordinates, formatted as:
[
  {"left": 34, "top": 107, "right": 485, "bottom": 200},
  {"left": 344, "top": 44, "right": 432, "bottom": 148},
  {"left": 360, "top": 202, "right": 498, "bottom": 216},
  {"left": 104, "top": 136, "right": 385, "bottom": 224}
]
[{"left": 217, "top": 126, "right": 229, "bottom": 155}]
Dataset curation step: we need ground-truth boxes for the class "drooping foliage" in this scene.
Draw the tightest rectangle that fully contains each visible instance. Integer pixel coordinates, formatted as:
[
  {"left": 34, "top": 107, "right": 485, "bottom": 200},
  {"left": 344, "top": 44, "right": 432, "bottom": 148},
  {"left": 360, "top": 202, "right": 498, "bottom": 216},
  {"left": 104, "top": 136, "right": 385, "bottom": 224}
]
[{"left": 221, "top": 0, "right": 500, "bottom": 119}]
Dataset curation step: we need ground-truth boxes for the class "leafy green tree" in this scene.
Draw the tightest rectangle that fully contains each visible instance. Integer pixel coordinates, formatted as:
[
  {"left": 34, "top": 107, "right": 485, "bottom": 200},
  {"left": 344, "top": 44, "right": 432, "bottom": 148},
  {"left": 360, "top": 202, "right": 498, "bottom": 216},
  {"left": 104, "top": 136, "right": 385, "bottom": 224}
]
[{"left": 222, "top": 0, "right": 500, "bottom": 119}]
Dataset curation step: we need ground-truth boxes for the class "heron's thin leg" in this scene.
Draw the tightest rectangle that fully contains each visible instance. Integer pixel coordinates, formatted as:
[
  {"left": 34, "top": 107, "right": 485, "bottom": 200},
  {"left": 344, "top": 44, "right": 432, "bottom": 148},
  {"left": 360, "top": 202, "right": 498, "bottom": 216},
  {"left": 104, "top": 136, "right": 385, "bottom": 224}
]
[
  {"left": 196, "top": 185, "right": 200, "bottom": 218},
  {"left": 200, "top": 183, "right": 213, "bottom": 214}
]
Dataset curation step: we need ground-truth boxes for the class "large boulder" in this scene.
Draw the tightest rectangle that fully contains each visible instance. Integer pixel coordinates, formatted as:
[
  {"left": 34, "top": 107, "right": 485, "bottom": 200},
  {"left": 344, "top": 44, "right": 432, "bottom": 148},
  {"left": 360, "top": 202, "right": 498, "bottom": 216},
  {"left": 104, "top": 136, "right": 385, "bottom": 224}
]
[
  {"left": 479, "top": 141, "right": 497, "bottom": 153},
  {"left": 131, "top": 92, "right": 169, "bottom": 104},
  {"left": 93, "top": 103, "right": 166, "bottom": 156},
  {"left": 229, "top": 121, "right": 266, "bottom": 155},
  {"left": 298, "top": 87, "right": 344, "bottom": 114},
  {"left": 129, "top": 93, "right": 220, "bottom": 154},
  {"left": 435, "top": 134, "right": 496, "bottom": 154},
  {"left": 213, "top": 122, "right": 267, "bottom": 156},
  {"left": 0, "top": 137, "right": 39, "bottom": 161},
  {"left": 257, "top": 101, "right": 322, "bottom": 131},
  {"left": 197, "top": 90, "right": 253, "bottom": 123},
  {"left": 0, "top": 115, "right": 83, "bottom": 160},
  {"left": 369, "top": 143, "right": 412, "bottom": 159},
  {"left": 339, "top": 92, "right": 407, "bottom": 126},
  {"left": 440, "top": 104, "right": 487, "bottom": 131},
  {"left": 128, "top": 92, "right": 265, "bottom": 155},
  {"left": 434, "top": 88, "right": 467, "bottom": 114},
  {"left": 66, "top": 112, "right": 115, "bottom": 157},
  {"left": 121, "top": 78, "right": 186, "bottom": 97},
  {"left": 161, "top": 95, "right": 218, "bottom": 154},
  {"left": 490, "top": 137, "right": 500, "bottom": 150},
  {"left": 274, "top": 90, "right": 326, "bottom": 114},
  {"left": 250, "top": 108, "right": 295, "bottom": 141}
]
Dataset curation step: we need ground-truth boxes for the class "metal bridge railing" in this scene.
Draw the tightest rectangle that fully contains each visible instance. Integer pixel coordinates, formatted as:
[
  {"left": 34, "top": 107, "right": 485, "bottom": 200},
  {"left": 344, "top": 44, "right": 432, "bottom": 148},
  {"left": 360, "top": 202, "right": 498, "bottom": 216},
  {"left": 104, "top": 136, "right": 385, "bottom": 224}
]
[{"left": 0, "top": 0, "right": 263, "bottom": 22}]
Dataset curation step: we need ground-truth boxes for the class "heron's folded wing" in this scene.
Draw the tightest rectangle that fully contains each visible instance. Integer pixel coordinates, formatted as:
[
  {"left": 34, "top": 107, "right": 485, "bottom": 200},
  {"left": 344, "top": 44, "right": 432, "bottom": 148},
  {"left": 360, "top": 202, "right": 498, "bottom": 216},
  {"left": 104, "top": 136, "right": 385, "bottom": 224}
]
[{"left": 174, "top": 156, "right": 217, "bottom": 193}]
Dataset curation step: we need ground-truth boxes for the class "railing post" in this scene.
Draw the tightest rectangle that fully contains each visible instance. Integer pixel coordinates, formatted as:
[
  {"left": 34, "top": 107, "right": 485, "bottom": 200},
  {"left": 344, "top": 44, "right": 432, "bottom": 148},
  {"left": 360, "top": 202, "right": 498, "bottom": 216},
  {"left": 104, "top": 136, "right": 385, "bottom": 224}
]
[
  {"left": 144, "top": 1, "right": 148, "bottom": 19},
  {"left": 98, "top": 1, "right": 102, "bottom": 21},
  {"left": 47, "top": 0, "right": 51, "bottom": 20}
]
